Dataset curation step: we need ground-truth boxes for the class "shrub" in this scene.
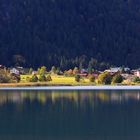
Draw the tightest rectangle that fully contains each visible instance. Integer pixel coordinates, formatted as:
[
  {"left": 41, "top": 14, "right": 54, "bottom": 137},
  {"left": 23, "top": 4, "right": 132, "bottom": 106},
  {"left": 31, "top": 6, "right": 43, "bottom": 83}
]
[
  {"left": 0, "top": 75, "right": 11, "bottom": 83},
  {"left": 30, "top": 74, "right": 38, "bottom": 82},
  {"left": 75, "top": 75, "right": 81, "bottom": 82},
  {"left": 112, "top": 74, "right": 123, "bottom": 84},
  {"left": 39, "top": 74, "right": 47, "bottom": 82},
  {"left": 46, "top": 75, "right": 52, "bottom": 81},
  {"left": 89, "top": 75, "right": 95, "bottom": 82},
  {"left": 11, "top": 74, "right": 21, "bottom": 83},
  {"left": 133, "top": 77, "right": 140, "bottom": 83},
  {"left": 0, "top": 70, "right": 11, "bottom": 83},
  {"left": 98, "top": 72, "right": 112, "bottom": 85}
]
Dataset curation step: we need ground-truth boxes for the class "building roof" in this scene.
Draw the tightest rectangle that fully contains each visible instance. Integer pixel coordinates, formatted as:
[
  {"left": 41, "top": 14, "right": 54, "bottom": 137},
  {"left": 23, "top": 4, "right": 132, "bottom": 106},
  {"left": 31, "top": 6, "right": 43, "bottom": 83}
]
[
  {"left": 10, "top": 68, "right": 20, "bottom": 75},
  {"left": 110, "top": 67, "right": 122, "bottom": 72}
]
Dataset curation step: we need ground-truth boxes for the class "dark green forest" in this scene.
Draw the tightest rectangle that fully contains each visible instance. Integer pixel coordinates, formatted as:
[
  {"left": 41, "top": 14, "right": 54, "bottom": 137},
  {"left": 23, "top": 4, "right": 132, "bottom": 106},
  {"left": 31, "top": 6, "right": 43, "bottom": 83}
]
[{"left": 0, "top": 0, "right": 140, "bottom": 69}]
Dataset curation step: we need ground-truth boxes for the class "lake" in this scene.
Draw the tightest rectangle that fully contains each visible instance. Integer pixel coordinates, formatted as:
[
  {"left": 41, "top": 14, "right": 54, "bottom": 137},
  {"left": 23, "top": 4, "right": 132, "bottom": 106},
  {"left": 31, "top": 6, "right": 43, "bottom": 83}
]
[{"left": 0, "top": 89, "right": 140, "bottom": 140}]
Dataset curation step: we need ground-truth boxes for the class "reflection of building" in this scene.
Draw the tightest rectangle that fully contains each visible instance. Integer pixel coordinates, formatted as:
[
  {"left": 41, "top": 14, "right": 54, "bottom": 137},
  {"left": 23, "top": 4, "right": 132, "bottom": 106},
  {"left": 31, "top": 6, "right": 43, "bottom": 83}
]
[
  {"left": 51, "top": 91, "right": 79, "bottom": 103},
  {"left": 123, "top": 92, "right": 140, "bottom": 100},
  {"left": 110, "top": 93, "right": 120, "bottom": 101}
]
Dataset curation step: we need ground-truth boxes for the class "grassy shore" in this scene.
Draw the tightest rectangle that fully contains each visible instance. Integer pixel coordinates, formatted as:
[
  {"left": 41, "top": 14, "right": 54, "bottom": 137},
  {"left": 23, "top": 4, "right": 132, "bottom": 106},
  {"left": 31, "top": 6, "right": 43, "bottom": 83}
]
[
  {"left": 0, "top": 75, "right": 138, "bottom": 87},
  {"left": 21, "top": 75, "right": 97, "bottom": 86},
  {"left": 0, "top": 75, "right": 95, "bottom": 87}
]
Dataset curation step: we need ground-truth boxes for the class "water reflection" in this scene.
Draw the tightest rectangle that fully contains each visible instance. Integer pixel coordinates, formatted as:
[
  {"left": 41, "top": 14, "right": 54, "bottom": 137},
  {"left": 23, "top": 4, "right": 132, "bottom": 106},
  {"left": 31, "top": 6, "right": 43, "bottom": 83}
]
[
  {"left": 0, "top": 90, "right": 140, "bottom": 106},
  {"left": 0, "top": 90, "right": 140, "bottom": 140}
]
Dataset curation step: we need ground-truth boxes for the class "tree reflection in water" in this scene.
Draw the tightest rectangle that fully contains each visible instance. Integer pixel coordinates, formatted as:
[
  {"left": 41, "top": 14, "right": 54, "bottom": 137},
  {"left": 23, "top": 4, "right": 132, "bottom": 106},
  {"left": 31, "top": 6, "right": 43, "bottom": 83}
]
[{"left": 0, "top": 90, "right": 139, "bottom": 107}]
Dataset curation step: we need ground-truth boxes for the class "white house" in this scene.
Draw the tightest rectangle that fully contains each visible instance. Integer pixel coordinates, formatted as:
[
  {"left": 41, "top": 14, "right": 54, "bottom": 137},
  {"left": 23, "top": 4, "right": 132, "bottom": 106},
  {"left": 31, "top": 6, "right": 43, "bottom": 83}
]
[
  {"left": 131, "top": 69, "right": 140, "bottom": 78},
  {"left": 10, "top": 68, "right": 20, "bottom": 75},
  {"left": 105, "top": 67, "right": 122, "bottom": 73},
  {"left": 105, "top": 67, "right": 130, "bottom": 73},
  {"left": 134, "top": 70, "right": 140, "bottom": 78}
]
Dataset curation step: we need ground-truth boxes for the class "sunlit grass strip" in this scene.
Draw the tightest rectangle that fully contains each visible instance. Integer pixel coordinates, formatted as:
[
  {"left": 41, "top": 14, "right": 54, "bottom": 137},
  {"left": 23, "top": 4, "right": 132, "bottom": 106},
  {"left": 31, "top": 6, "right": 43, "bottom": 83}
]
[{"left": 0, "top": 75, "right": 137, "bottom": 87}]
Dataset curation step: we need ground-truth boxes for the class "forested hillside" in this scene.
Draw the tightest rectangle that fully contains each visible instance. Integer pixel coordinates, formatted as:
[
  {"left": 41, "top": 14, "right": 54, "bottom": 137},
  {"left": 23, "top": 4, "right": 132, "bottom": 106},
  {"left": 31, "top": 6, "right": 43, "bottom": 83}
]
[{"left": 0, "top": 0, "right": 140, "bottom": 69}]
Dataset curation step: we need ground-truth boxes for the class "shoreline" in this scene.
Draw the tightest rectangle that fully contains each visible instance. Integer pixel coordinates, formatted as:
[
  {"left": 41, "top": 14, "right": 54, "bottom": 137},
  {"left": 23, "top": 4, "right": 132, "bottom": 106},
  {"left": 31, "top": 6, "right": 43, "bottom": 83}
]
[
  {"left": 0, "top": 82, "right": 137, "bottom": 87},
  {"left": 0, "top": 83, "right": 140, "bottom": 90}
]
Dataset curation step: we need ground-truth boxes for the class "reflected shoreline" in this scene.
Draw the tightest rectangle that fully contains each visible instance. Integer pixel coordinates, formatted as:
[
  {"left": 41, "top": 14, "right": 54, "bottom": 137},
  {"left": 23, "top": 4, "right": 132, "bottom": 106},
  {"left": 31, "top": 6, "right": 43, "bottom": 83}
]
[{"left": 0, "top": 90, "right": 140, "bottom": 106}]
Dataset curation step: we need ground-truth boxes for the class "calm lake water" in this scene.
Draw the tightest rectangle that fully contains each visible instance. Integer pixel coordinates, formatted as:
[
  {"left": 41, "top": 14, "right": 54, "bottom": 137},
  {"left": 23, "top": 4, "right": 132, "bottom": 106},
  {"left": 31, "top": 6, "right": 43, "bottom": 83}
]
[{"left": 0, "top": 90, "right": 140, "bottom": 140}]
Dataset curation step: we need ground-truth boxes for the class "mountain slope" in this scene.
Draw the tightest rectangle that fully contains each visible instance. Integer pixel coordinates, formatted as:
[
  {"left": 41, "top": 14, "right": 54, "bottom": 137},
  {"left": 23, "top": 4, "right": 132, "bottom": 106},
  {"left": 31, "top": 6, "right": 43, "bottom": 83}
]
[{"left": 0, "top": 0, "right": 140, "bottom": 68}]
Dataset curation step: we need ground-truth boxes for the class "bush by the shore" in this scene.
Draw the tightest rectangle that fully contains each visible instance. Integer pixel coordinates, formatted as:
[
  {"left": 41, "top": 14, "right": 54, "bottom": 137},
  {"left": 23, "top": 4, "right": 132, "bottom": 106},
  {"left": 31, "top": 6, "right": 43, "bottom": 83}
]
[
  {"left": 112, "top": 74, "right": 123, "bottom": 84},
  {"left": 98, "top": 72, "right": 112, "bottom": 85},
  {"left": 46, "top": 75, "right": 52, "bottom": 81},
  {"left": 39, "top": 74, "right": 47, "bottom": 82},
  {"left": 30, "top": 74, "right": 38, "bottom": 82},
  {"left": 89, "top": 75, "right": 95, "bottom": 83},
  {"left": 133, "top": 77, "right": 140, "bottom": 83},
  {"left": 75, "top": 75, "right": 81, "bottom": 82}
]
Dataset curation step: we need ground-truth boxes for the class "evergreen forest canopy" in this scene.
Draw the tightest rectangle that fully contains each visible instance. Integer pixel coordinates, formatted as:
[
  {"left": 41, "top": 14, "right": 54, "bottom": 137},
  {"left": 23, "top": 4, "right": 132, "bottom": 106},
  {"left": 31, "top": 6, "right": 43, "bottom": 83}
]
[{"left": 0, "top": 0, "right": 140, "bottom": 69}]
